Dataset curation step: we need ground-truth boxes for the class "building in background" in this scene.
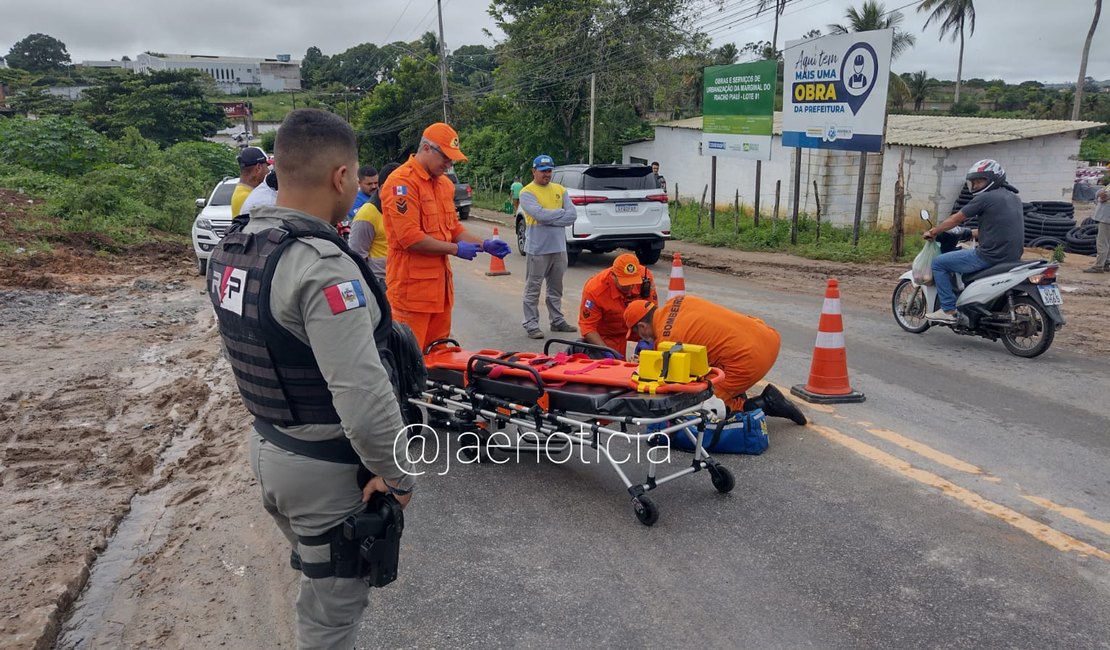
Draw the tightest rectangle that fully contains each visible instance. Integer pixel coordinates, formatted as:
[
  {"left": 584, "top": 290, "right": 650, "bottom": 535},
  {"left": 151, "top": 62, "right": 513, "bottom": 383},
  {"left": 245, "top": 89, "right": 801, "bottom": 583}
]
[
  {"left": 133, "top": 53, "right": 300, "bottom": 93},
  {"left": 624, "top": 114, "right": 1103, "bottom": 230}
]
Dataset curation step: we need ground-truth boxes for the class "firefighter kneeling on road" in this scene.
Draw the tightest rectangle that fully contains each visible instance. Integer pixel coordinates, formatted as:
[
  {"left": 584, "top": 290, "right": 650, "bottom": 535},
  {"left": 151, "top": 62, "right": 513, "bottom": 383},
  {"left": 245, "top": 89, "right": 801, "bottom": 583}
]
[
  {"left": 207, "top": 109, "right": 415, "bottom": 649},
  {"left": 623, "top": 296, "right": 807, "bottom": 425},
  {"left": 576, "top": 253, "right": 658, "bottom": 359}
]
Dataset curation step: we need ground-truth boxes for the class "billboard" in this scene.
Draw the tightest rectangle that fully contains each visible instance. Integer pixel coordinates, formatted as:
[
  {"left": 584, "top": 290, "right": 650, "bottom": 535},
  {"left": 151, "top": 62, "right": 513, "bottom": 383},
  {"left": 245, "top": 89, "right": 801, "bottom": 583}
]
[
  {"left": 702, "top": 60, "right": 777, "bottom": 160},
  {"left": 781, "top": 29, "right": 893, "bottom": 152},
  {"left": 217, "top": 102, "right": 252, "bottom": 118}
]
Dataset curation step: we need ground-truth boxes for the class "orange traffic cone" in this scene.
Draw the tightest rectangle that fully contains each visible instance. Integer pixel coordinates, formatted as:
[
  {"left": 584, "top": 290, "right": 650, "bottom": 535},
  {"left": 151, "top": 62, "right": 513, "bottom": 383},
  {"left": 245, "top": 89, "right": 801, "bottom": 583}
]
[
  {"left": 667, "top": 252, "right": 686, "bottom": 300},
  {"left": 791, "top": 278, "right": 865, "bottom": 404},
  {"left": 485, "top": 227, "right": 511, "bottom": 277}
]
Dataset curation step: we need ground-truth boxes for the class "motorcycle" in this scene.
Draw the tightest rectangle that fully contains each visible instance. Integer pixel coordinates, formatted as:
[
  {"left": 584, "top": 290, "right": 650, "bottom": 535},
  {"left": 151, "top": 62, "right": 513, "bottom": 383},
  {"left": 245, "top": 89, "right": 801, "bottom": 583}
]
[{"left": 891, "top": 210, "right": 1066, "bottom": 358}]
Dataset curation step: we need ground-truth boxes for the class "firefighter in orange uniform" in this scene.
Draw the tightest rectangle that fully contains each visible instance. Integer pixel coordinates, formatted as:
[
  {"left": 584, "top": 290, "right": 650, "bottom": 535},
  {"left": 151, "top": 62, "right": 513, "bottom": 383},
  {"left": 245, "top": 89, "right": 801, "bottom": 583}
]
[
  {"left": 623, "top": 296, "right": 807, "bottom": 424},
  {"left": 381, "top": 123, "right": 510, "bottom": 350},
  {"left": 577, "top": 253, "right": 657, "bottom": 358}
]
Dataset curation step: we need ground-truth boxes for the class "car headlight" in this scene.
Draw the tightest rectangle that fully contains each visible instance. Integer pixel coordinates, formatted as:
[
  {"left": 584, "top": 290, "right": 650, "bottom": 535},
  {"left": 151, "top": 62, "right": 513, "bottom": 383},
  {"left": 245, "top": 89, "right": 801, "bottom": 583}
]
[{"left": 196, "top": 217, "right": 214, "bottom": 230}]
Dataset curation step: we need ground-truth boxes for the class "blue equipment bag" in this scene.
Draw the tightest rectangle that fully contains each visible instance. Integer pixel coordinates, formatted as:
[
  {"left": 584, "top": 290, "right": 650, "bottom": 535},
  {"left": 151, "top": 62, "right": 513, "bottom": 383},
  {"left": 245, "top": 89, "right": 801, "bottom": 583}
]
[{"left": 669, "top": 409, "right": 768, "bottom": 454}]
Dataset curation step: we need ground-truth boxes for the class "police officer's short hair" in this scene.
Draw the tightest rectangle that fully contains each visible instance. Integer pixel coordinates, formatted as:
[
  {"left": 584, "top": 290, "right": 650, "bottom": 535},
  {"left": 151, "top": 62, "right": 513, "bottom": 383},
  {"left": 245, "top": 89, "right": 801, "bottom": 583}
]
[
  {"left": 358, "top": 165, "right": 378, "bottom": 180},
  {"left": 274, "top": 109, "right": 357, "bottom": 186}
]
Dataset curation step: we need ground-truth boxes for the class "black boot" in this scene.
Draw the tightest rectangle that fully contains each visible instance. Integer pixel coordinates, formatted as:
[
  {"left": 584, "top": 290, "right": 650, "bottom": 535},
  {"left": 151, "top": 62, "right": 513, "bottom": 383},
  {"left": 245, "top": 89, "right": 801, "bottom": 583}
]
[
  {"left": 745, "top": 385, "right": 807, "bottom": 425},
  {"left": 290, "top": 549, "right": 302, "bottom": 571}
]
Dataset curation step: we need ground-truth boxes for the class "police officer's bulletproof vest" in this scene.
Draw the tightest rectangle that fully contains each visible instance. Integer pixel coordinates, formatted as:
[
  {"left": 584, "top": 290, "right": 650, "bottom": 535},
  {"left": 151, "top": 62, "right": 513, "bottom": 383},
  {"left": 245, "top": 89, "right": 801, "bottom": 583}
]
[{"left": 208, "top": 215, "right": 394, "bottom": 427}]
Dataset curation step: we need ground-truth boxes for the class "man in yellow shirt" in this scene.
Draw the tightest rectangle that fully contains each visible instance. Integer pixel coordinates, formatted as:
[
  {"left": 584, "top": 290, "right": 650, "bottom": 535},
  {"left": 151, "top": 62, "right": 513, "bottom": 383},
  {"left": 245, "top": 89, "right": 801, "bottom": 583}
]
[
  {"left": 230, "top": 146, "right": 269, "bottom": 217},
  {"left": 350, "top": 162, "right": 400, "bottom": 282}
]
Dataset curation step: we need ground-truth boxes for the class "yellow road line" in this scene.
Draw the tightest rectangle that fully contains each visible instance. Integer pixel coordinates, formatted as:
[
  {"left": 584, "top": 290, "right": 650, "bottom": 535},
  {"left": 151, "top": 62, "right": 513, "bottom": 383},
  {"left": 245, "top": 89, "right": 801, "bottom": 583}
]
[
  {"left": 860, "top": 424, "right": 983, "bottom": 475},
  {"left": 1022, "top": 495, "right": 1110, "bottom": 538},
  {"left": 808, "top": 423, "right": 1110, "bottom": 562}
]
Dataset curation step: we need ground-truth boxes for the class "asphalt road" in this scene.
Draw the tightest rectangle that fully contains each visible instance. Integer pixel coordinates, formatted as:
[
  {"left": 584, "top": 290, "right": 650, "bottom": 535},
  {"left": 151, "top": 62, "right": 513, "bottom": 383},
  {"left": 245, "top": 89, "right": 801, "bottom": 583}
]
[{"left": 359, "top": 221, "right": 1110, "bottom": 649}]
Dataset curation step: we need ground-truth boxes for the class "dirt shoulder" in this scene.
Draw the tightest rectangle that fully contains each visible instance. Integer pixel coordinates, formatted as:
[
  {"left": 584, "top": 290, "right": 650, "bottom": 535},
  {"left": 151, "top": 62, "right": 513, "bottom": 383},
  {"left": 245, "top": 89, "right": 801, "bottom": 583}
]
[{"left": 0, "top": 193, "right": 1107, "bottom": 649}]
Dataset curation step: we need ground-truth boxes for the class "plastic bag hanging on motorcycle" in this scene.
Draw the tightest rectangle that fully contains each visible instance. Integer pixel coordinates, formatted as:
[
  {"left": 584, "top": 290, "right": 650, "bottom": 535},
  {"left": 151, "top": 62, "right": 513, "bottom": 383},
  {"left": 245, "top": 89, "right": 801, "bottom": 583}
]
[{"left": 911, "top": 241, "right": 940, "bottom": 285}]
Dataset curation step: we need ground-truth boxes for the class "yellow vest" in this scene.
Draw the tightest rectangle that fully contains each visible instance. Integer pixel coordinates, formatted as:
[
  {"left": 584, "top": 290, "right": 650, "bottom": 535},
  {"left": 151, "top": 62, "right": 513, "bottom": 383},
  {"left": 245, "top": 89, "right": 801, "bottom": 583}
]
[
  {"left": 522, "top": 182, "right": 566, "bottom": 226},
  {"left": 230, "top": 183, "right": 253, "bottom": 217},
  {"left": 353, "top": 202, "right": 389, "bottom": 259}
]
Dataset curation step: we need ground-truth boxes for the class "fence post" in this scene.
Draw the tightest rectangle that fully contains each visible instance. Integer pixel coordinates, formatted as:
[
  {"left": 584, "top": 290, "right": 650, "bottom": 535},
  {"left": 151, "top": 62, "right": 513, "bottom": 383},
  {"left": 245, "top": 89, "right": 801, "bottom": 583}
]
[
  {"left": 698, "top": 184, "right": 708, "bottom": 230},
  {"left": 734, "top": 189, "right": 740, "bottom": 234},
  {"left": 892, "top": 151, "right": 906, "bottom": 261},
  {"left": 773, "top": 180, "right": 781, "bottom": 222},
  {"left": 813, "top": 179, "right": 822, "bottom": 244}
]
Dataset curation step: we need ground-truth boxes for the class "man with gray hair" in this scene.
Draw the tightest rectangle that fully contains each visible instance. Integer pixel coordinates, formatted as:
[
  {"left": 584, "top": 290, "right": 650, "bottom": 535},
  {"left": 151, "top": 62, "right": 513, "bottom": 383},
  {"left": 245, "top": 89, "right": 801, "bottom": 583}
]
[{"left": 207, "top": 108, "right": 414, "bottom": 648}]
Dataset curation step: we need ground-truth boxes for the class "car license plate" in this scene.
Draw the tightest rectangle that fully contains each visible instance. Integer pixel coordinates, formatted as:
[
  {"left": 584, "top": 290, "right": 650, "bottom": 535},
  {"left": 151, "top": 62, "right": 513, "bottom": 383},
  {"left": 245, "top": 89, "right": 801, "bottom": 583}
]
[
  {"left": 615, "top": 203, "right": 637, "bottom": 213},
  {"left": 1038, "top": 285, "right": 1063, "bottom": 306}
]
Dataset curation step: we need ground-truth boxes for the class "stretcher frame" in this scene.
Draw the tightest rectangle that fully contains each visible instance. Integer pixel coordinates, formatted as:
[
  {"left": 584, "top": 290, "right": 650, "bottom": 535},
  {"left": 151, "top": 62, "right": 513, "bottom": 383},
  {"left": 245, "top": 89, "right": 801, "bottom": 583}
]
[{"left": 409, "top": 339, "right": 736, "bottom": 526}]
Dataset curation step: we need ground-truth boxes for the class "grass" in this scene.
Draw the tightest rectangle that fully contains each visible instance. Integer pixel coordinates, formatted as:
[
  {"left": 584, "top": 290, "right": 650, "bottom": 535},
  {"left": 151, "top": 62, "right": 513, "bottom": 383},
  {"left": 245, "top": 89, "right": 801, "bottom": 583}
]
[
  {"left": 466, "top": 189, "right": 907, "bottom": 264},
  {"left": 669, "top": 201, "right": 908, "bottom": 264}
]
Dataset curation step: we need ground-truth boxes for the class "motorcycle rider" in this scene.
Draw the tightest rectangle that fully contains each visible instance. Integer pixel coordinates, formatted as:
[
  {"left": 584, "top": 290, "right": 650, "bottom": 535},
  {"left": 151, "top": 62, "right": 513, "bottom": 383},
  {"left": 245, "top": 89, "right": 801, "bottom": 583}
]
[{"left": 923, "top": 159, "right": 1025, "bottom": 323}]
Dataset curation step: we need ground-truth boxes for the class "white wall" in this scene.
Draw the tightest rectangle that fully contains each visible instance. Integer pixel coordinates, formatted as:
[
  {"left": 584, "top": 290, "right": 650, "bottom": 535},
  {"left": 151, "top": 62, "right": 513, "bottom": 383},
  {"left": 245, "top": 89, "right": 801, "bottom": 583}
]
[
  {"left": 630, "top": 126, "right": 1085, "bottom": 232},
  {"left": 625, "top": 126, "right": 882, "bottom": 228}
]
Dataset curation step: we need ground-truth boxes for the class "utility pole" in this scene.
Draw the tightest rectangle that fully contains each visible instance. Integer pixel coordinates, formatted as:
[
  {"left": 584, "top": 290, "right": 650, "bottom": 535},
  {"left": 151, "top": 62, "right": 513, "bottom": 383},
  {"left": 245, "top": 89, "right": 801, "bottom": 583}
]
[
  {"left": 588, "top": 73, "right": 596, "bottom": 164},
  {"left": 289, "top": 89, "right": 296, "bottom": 110},
  {"left": 437, "top": 0, "right": 451, "bottom": 122}
]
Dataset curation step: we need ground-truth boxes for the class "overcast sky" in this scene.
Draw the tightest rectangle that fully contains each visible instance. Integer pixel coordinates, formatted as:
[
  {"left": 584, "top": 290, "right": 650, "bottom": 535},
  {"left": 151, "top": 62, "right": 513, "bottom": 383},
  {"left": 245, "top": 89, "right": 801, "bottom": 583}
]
[{"left": 3, "top": 0, "right": 1106, "bottom": 84}]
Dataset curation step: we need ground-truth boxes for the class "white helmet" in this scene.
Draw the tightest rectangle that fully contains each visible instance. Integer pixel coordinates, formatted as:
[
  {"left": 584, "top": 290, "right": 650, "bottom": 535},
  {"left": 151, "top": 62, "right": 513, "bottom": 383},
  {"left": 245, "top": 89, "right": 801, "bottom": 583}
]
[{"left": 965, "top": 159, "right": 1006, "bottom": 195}]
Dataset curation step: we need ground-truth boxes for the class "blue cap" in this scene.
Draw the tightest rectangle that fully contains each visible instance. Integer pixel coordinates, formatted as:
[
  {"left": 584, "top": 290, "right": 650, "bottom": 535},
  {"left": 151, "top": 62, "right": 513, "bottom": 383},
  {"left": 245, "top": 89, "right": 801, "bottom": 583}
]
[{"left": 532, "top": 154, "right": 555, "bottom": 171}]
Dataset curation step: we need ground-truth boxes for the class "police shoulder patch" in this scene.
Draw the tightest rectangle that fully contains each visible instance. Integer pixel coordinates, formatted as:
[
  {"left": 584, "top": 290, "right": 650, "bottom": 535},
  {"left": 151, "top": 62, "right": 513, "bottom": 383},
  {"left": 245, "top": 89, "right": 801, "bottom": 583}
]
[{"left": 323, "top": 280, "right": 367, "bottom": 315}]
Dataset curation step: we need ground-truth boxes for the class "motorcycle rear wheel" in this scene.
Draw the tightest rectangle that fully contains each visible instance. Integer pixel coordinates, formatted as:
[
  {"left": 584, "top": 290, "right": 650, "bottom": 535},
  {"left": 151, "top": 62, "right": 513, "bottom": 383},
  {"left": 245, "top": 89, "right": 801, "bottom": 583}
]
[
  {"left": 892, "top": 279, "right": 931, "bottom": 333},
  {"left": 1001, "top": 295, "right": 1055, "bottom": 358}
]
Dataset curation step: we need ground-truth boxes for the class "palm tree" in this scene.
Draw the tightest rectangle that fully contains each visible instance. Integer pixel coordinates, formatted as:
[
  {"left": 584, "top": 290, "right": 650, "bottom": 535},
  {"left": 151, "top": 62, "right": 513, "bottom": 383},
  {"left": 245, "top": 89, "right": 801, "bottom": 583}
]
[
  {"left": 1072, "top": 0, "right": 1102, "bottom": 120},
  {"left": 756, "top": 1, "right": 790, "bottom": 56},
  {"left": 918, "top": 0, "right": 976, "bottom": 105},
  {"left": 828, "top": 1, "right": 917, "bottom": 59},
  {"left": 906, "top": 71, "right": 933, "bottom": 111}
]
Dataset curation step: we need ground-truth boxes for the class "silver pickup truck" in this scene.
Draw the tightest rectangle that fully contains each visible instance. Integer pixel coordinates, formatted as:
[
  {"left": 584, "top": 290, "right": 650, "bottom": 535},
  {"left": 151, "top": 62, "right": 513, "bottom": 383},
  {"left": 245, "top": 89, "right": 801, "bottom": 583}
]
[{"left": 445, "top": 171, "right": 472, "bottom": 220}]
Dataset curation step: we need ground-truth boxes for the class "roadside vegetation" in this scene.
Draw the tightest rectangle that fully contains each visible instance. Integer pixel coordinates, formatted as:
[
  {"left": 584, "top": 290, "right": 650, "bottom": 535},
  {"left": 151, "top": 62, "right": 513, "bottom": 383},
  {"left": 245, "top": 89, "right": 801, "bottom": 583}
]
[{"left": 0, "top": 115, "right": 236, "bottom": 254}]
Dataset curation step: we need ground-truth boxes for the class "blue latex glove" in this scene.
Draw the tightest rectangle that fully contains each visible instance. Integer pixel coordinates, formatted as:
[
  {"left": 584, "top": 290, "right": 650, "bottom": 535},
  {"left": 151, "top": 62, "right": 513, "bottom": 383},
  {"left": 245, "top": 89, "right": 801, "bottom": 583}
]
[
  {"left": 633, "top": 340, "right": 654, "bottom": 356},
  {"left": 482, "top": 238, "right": 511, "bottom": 258},
  {"left": 454, "top": 241, "right": 481, "bottom": 260}
]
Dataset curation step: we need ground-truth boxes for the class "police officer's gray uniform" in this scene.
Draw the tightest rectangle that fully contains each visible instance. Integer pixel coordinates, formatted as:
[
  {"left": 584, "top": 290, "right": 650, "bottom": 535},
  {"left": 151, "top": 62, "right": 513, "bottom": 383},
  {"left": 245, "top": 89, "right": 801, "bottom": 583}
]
[{"left": 212, "top": 205, "right": 414, "bottom": 649}]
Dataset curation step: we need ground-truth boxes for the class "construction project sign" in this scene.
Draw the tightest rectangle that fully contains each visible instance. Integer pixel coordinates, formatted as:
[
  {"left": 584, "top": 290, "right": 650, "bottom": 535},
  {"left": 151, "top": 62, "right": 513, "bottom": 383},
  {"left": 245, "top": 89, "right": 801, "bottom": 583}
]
[
  {"left": 781, "top": 29, "right": 893, "bottom": 152},
  {"left": 702, "top": 60, "right": 776, "bottom": 160}
]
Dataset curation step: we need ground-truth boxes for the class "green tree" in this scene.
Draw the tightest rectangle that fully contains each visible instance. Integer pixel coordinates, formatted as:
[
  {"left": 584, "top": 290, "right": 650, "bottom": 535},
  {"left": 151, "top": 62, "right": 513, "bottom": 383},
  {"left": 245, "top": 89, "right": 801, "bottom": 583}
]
[
  {"left": 76, "top": 70, "right": 228, "bottom": 147},
  {"left": 828, "top": 1, "right": 917, "bottom": 59},
  {"left": 355, "top": 55, "right": 442, "bottom": 163},
  {"left": 8, "top": 86, "right": 74, "bottom": 117},
  {"left": 0, "top": 115, "right": 107, "bottom": 176},
  {"left": 918, "top": 0, "right": 976, "bottom": 105},
  {"left": 906, "top": 70, "right": 933, "bottom": 111},
  {"left": 300, "top": 46, "right": 330, "bottom": 89},
  {"left": 5, "top": 33, "right": 71, "bottom": 73}
]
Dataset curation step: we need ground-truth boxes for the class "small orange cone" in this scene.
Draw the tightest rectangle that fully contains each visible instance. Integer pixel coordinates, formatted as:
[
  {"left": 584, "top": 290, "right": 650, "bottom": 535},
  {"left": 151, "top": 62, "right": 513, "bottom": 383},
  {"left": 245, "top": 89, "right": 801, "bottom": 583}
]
[
  {"left": 667, "top": 252, "right": 686, "bottom": 300},
  {"left": 485, "top": 227, "right": 511, "bottom": 277},
  {"left": 791, "top": 278, "right": 865, "bottom": 404}
]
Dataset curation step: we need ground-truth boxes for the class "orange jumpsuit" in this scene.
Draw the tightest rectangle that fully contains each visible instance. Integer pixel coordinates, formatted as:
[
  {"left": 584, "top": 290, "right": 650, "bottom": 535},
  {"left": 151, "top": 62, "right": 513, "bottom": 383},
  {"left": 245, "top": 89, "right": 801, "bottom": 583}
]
[
  {"left": 381, "top": 157, "right": 465, "bottom": 351},
  {"left": 650, "top": 295, "right": 780, "bottom": 412},
  {"left": 578, "top": 268, "right": 657, "bottom": 356}
]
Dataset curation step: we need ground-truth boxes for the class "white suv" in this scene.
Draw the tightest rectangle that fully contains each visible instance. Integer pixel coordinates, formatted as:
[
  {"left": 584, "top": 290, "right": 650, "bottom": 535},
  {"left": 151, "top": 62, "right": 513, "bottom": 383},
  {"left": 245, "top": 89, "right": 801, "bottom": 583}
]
[
  {"left": 514, "top": 164, "right": 670, "bottom": 266},
  {"left": 191, "top": 177, "right": 238, "bottom": 275}
]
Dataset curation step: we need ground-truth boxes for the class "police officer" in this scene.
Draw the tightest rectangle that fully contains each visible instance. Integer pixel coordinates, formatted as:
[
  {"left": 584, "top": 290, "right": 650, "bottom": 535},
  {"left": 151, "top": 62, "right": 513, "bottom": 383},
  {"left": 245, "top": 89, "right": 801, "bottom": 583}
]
[{"left": 208, "top": 109, "right": 414, "bottom": 649}]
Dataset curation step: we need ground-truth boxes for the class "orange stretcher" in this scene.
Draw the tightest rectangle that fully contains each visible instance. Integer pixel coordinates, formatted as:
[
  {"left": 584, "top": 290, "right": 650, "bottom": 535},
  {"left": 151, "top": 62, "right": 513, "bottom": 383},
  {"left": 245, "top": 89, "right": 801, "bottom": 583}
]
[
  {"left": 410, "top": 338, "right": 738, "bottom": 526},
  {"left": 423, "top": 341, "right": 724, "bottom": 395}
]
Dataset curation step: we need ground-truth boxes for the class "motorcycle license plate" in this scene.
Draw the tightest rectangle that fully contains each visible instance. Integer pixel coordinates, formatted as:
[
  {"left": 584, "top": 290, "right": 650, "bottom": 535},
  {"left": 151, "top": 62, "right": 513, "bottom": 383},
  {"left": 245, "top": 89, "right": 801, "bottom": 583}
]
[
  {"left": 615, "top": 204, "right": 637, "bottom": 213},
  {"left": 1038, "top": 285, "right": 1063, "bottom": 306}
]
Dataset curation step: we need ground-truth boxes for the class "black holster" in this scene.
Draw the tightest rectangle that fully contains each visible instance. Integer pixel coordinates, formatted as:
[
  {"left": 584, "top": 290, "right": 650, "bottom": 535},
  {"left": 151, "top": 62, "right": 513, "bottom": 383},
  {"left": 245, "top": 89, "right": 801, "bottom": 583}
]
[{"left": 297, "top": 493, "right": 405, "bottom": 588}]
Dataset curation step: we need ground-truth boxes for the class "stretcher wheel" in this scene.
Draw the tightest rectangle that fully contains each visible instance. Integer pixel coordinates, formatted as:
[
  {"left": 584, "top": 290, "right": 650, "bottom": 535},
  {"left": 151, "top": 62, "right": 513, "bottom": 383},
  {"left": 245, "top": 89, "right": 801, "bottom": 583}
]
[
  {"left": 632, "top": 496, "right": 659, "bottom": 526},
  {"left": 709, "top": 465, "right": 735, "bottom": 494},
  {"left": 458, "top": 431, "right": 484, "bottom": 463}
]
